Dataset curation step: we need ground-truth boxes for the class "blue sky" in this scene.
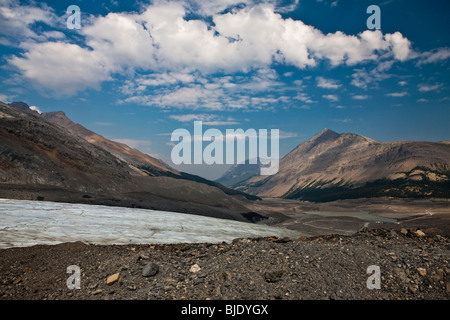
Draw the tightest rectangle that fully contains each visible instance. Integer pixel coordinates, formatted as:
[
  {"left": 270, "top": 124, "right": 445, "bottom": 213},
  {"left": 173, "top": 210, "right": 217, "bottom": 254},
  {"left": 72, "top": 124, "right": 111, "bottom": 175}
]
[{"left": 0, "top": 0, "right": 449, "bottom": 179}]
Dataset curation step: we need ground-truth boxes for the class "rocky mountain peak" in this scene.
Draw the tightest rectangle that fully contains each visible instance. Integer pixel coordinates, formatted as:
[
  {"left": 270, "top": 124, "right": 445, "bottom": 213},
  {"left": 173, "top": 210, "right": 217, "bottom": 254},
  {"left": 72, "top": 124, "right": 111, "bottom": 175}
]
[
  {"left": 8, "top": 102, "right": 40, "bottom": 116},
  {"left": 309, "top": 128, "right": 340, "bottom": 144}
]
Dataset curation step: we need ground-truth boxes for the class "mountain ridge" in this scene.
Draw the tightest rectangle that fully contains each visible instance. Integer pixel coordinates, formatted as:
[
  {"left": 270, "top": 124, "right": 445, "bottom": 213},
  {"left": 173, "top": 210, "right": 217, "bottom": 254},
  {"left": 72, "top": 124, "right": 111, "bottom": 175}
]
[
  {"left": 224, "top": 129, "right": 450, "bottom": 201},
  {"left": 40, "top": 110, "right": 178, "bottom": 176}
]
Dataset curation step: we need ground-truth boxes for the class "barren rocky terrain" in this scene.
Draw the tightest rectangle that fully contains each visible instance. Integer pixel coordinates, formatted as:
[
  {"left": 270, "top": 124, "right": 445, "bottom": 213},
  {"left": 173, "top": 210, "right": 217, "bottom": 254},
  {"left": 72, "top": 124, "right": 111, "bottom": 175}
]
[{"left": 1, "top": 228, "right": 448, "bottom": 300}]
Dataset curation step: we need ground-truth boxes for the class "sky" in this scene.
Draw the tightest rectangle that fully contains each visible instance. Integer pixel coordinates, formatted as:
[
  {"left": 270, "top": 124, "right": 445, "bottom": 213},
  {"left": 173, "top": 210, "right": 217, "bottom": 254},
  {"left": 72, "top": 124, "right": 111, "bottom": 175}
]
[{"left": 0, "top": 0, "right": 449, "bottom": 180}]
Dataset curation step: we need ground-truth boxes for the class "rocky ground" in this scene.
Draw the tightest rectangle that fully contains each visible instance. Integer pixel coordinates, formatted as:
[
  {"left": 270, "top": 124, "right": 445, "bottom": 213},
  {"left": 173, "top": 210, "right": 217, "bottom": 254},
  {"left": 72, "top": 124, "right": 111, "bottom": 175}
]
[{"left": 0, "top": 228, "right": 449, "bottom": 300}]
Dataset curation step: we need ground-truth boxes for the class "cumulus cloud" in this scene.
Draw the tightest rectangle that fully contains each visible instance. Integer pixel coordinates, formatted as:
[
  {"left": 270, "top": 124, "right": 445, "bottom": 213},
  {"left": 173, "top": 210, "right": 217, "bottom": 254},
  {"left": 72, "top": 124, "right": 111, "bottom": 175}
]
[
  {"left": 6, "top": 1, "right": 413, "bottom": 98},
  {"left": 9, "top": 42, "right": 112, "bottom": 96}
]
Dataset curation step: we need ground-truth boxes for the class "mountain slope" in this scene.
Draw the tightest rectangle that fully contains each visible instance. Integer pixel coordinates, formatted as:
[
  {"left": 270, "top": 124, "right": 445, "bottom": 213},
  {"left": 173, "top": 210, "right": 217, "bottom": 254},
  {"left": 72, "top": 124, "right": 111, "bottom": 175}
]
[
  {"left": 0, "top": 101, "right": 256, "bottom": 221},
  {"left": 216, "top": 158, "right": 262, "bottom": 188},
  {"left": 233, "top": 129, "right": 450, "bottom": 201},
  {"left": 38, "top": 107, "right": 258, "bottom": 200},
  {"left": 40, "top": 111, "right": 177, "bottom": 175}
]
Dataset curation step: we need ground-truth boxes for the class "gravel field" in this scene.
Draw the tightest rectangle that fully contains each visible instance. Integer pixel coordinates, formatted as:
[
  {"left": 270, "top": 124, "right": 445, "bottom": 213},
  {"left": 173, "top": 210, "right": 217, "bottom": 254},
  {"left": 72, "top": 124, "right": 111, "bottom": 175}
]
[{"left": 0, "top": 228, "right": 449, "bottom": 300}]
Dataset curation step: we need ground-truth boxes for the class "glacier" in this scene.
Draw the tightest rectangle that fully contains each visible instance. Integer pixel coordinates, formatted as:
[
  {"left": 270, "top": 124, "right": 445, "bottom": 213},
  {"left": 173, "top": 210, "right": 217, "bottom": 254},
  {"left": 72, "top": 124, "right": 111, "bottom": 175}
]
[{"left": 0, "top": 198, "right": 304, "bottom": 248}]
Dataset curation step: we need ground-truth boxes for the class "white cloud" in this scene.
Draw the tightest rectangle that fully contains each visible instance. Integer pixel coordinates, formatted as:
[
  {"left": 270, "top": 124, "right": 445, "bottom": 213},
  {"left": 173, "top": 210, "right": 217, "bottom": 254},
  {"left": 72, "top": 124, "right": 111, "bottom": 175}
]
[
  {"left": 384, "top": 32, "right": 412, "bottom": 61},
  {"left": 0, "top": 0, "right": 58, "bottom": 44},
  {"left": 316, "top": 76, "right": 341, "bottom": 89},
  {"left": 202, "top": 120, "right": 241, "bottom": 126},
  {"left": 169, "top": 114, "right": 216, "bottom": 122},
  {"left": 293, "top": 92, "right": 316, "bottom": 104},
  {"left": 83, "top": 11, "right": 158, "bottom": 71},
  {"left": 352, "top": 95, "right": 369, "bottom": 100},
  {"left": 9, "top": 42, "right": 112, "bottom": 96},
  {"left": 351, "top": 65, "right": 391, "bottom": 90},
  {"left": 7, "top": 2, "right": 414, "bottom": 97},
  {"left": 0, "top": 93, "right": 13, "bottom": 102},
  {"left": 29, "top": 105, "right": 42, "bottom": 114},
  {"left": 323, "top": 94, "right": 339, "bottom": 102},
  {"left": 169, "top": 113, "right": 240, "bottom": 125},
  {"left": 417, "top": 47, "right": 450, "bottom": 65},
  {"left": 386, "top": 91, "right": 408, "bottom": 97},
  {"left": 316, "top": 0, "right": 339, "bottom": 7},
  {"left": 418, "top": 83, "right": 443, "bottom": 92},
  {"left": 120, "top": 68, "right": 289, "bottom": 111}
]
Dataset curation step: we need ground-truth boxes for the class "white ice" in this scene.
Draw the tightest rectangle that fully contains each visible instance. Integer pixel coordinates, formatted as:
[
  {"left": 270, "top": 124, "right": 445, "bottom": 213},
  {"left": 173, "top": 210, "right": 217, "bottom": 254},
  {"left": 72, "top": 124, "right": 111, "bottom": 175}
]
[{"left": 0, "top": 199, "right": 304, "bottom": 249}]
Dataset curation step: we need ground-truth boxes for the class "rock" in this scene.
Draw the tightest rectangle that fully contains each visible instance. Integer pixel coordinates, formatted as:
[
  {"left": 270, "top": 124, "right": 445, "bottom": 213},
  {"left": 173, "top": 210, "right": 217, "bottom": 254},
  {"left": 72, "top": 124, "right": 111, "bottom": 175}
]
[
  {"left": 142, "top": 263, "right": 159, "bottom": 277},
  {"left": 137, "top": 254, "right": 149, "bottom": 261},
  {"left": 106, "top": 273, "right": 120, "bottom": 285},
  {"left": 189, "top": 264, "right": 202, "bottom": 273},
  {"left": 91, "top": 289, "right": 102, "bottom": 295},
  {"left": 264, "top": 270, "right": 285, "bottom": 283},
  {"left": 415, "top": 230, "right": 426, "bottom": 237},
  {"left": 400, "top": 228, "right": 408, "bottom": 236},
  {"left": 163, "top": 285, "right": 174, "bottom": 292},
  {"left": 417, "top": 268, "right": 427, "bottom": 277},
  {"left": 435, "top": 269, "right": 444, "bottom": 281},
  {"left": 193, "top": 277, "right": 204, "bottom": 285},
  {"left": 273, "top": 237, "right": 292, "bottom": 243},
  {"left": 22, "top": 267, "right": 32, "bottom": 274}
]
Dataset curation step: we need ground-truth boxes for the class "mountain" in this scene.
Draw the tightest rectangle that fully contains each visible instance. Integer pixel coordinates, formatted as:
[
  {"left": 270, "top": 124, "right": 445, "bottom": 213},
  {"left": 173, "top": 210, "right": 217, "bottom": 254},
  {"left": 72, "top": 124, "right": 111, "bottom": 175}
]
[
  {"left": 7, "top": 102, "right": 40, "bottom": 116},
  {"left": 39, "top": 108, "right": 259, "bottom": 200},
  {"left": 40, "top": 111, "right": 178, "bottom": 176},
  {"left": 231, "top": 129, "right": 450, "bottom": 201},
  {"left": 216, "top": 158, "right": 262, "bottom": 188},
  {"left": 0, "top": 101, "right": 258, "bottom": 222}
]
